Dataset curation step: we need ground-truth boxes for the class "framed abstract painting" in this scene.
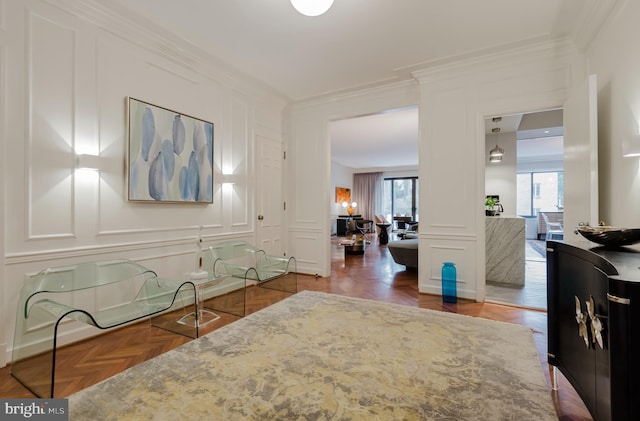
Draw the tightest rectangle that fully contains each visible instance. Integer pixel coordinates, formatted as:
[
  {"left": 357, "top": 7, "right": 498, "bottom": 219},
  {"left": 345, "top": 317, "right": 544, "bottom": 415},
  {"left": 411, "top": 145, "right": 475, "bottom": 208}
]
[
  {"left": 127, "top": 97, "right": 213, "bottom": 203},
  {"left": 335, "top": 187, "right": 351, "bottom": 204}
]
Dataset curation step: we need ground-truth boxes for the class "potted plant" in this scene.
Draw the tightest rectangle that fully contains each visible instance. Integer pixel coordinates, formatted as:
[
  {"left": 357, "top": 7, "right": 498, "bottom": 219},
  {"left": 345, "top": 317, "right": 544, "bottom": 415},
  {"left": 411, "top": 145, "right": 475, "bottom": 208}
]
[{"left": 485, "top": 197, "right": 497, "bottom": 216}]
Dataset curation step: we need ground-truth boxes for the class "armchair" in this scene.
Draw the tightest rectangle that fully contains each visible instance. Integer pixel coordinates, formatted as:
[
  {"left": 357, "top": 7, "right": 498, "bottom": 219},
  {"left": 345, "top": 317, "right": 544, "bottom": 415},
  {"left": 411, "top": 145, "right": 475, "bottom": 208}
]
[
  {"left": 541, "top": 213, "right": 563, "bottom": 240},
  {"left": 356, "top": 219, "right": 374, "bottom": 243}
]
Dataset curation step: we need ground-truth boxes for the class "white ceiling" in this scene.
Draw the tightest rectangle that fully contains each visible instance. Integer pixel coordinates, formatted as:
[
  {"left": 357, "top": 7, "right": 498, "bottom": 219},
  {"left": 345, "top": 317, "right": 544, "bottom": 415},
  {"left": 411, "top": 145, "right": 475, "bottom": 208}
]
[
  {"left": 330, "top": 107, "right": 419, "bottom": 170},
  {"left": 112, "top": 0, "right": 607, "bottom": 169},
  {"left": 115, "top": 0, "right": 602, "bottom": 102},
  {"left": 517, "top": 136, "right": 564, "bottom": 163}
]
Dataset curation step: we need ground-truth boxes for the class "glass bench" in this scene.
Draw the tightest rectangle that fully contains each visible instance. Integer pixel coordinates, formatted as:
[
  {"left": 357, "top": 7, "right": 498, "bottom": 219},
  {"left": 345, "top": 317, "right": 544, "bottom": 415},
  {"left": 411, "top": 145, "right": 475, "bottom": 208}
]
[
  {"left": 10, "top": 259, "right": 198, "bottom": 398},
  {"left": 205, "top": 241, "right": 297, "bottom": 307}
]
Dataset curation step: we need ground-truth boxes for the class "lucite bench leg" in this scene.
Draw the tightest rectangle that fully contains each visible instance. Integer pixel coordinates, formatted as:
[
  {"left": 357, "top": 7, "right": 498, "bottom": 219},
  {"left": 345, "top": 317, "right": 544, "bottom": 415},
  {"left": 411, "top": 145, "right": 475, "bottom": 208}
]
[{"left": 10, "top": 317, "right": 57, "bottom": 398}]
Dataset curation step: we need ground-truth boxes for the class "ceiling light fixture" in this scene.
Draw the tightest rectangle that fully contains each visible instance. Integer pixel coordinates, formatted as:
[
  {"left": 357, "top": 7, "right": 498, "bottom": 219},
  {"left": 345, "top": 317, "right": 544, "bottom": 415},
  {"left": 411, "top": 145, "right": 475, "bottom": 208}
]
[
  {"left": 489, "top": 117, "right": 504, "bottom": 163},
  {"left": 290, "top": 0, "right": 334, "bottom": 16},
  {"left": 489, "top": 145, "right": 504, "bottom": 162}
]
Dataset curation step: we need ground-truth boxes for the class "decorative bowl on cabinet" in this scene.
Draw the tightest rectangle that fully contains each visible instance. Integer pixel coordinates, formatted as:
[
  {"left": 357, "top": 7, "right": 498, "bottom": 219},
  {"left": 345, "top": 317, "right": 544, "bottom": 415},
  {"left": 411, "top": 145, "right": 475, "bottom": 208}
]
[{"left": 575, "top": 224, "right": 640, "bottom": 247}]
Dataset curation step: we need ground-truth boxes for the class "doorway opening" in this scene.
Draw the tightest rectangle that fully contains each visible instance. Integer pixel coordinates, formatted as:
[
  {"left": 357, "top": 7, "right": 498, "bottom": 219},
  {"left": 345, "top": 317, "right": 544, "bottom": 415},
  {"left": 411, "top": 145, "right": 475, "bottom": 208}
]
[
  {"left": 484, "top": 109, "right": 564, "bottom": 310},
  {"left": 329, "top": 106, "right": 419, "bottom": 240}
]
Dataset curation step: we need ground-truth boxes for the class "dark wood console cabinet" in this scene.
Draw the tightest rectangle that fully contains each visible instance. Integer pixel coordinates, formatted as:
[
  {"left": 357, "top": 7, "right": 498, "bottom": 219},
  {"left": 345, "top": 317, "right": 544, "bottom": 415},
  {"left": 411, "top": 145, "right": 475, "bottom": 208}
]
[
  {"left": 336, "top": 215, "right": 362, "bottom": 236},
  {"left": 547, "top": 241, "right": 640, "bottom": 421}
]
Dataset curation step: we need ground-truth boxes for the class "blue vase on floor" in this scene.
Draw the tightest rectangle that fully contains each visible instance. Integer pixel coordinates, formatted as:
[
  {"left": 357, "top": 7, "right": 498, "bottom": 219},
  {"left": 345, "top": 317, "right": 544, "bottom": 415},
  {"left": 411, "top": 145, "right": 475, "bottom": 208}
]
[{"left": 442, "top": 262, "right": 457, "bottom": 303}]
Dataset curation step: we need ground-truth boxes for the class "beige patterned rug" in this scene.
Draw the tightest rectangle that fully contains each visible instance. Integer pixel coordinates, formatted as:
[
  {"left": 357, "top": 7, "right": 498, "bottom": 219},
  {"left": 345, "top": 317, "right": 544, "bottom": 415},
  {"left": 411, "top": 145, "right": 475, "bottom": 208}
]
[{"left": 69, "top": 291, "right": 556, "bottom": 420}]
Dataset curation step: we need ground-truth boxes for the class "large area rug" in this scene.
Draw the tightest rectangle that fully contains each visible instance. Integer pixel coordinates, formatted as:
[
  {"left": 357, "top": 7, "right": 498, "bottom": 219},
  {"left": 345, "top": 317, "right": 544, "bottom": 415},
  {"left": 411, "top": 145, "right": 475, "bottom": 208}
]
[{"left": 68, "top": 291, "right": 556, "bottom": 420}]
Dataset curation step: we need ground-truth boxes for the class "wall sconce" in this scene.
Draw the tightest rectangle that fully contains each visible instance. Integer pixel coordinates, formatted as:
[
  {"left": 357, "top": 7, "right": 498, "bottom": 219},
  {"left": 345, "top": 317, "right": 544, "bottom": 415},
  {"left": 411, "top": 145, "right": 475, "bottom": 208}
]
[
  {"left": 222, "top": 174, "right": 240, "bottom": 185},
  {"left": 76, "top": 154, "right": 100, "bottom": 170},
  {"left": 342, "top": 201, "right": 357, "bottom": 216}
]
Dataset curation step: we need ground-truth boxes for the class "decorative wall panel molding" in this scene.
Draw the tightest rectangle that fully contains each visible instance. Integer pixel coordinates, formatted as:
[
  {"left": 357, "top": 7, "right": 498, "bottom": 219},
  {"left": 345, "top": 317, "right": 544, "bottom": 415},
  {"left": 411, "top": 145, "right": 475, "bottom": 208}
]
[
  {"left": 45, "top": 0, "right": 277, "bottom": 99},
  {"left": 420, "top": 239, "right": 477, "bottom": 300},
  {"left": 4, "top": 237, "right": 197, "bottom": 266},
  {"left": 292, "top": 116, "right": 325, "bottom": 225},
  {"left": 289, "top": 231, "right": 325, "bottom": 272},
  {"left": 421, "top": 86, "right": 473, "bottom": 232},
  {"left": 230, "top": 96, "right": 251, "bottom": 227},
  {"left": 27, "top": 11, "right": 76, "bottom": 239}
]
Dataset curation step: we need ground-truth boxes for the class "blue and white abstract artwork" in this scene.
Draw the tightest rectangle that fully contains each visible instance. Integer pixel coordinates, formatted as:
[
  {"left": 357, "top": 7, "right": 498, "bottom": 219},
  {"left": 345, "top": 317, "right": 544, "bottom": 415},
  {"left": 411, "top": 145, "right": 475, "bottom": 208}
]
[{"left": 128, "top": 98, "right": 213, "bottom": 203}]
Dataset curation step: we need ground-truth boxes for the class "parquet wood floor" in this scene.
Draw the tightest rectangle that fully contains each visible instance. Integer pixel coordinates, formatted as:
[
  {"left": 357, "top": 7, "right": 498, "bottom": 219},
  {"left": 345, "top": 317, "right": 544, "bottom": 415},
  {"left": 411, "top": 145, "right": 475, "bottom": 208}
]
[{"left": 0, "top": 238, "right": 592, "bottom": 420}]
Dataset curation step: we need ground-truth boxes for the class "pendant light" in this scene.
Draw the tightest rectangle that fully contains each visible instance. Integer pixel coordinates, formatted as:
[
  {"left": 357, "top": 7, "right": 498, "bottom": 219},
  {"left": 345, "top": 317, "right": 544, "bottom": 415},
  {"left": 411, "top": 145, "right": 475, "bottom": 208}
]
[
  {"left": 290, "top": 0, "right": 334, "bottom": 16},
  {"left": 489, "top": 117, "right": 504, "bottom": 163},
  {"left": 489, "top": 145, "right": 504, "bottom": 162}
]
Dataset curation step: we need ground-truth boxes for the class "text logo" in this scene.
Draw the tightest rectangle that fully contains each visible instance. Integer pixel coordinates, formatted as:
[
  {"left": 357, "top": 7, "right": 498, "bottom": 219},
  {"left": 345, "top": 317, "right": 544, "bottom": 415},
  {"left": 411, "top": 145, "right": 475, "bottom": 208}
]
[{"left": 0, "top": 399, "right": 68, "bottom": 421}]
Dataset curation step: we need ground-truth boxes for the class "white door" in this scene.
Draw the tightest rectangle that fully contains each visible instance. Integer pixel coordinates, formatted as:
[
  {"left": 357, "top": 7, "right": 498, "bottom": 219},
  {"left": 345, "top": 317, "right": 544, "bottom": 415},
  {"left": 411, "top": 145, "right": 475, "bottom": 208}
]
[{"left": 255, "top": 135, "right": 284, "bottom": 255}]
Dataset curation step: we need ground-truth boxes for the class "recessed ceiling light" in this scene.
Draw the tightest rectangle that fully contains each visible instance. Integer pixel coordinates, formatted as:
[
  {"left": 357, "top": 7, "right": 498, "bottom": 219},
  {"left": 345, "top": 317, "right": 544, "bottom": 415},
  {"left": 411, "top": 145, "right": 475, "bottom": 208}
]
[{"left": 544, "top": 130, "right": 550, "bottom": 134}]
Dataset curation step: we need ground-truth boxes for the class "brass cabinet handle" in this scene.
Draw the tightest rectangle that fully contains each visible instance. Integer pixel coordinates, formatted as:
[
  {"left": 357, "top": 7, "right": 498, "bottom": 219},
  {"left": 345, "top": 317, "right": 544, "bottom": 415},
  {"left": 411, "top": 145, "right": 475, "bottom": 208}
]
[{"left": 607, "top": 293, "right": 630, "bottom": 305}]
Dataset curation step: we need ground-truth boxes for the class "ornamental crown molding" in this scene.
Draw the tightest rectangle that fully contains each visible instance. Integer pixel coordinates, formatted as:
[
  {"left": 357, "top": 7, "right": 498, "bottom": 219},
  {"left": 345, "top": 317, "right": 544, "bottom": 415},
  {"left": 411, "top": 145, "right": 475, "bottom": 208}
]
[
  {"left": 41, "top": 0, "right": 288, "bottom": 102},
  {"left": 570, "top": 0, "right": 622, "bottom": 52},
  {"left": 411, "top": 36, "right": 576, "bottom": 83}
]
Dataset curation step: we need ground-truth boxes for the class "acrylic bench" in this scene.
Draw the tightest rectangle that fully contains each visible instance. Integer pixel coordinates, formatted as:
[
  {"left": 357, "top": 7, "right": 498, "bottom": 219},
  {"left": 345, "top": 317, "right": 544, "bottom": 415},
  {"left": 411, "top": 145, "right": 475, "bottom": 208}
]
[
  {"left": 205, "top": 241, "right": 297, "bottom": 310},
  {"left": 10, "top": 259, "right": 199, "bottom": 398}
]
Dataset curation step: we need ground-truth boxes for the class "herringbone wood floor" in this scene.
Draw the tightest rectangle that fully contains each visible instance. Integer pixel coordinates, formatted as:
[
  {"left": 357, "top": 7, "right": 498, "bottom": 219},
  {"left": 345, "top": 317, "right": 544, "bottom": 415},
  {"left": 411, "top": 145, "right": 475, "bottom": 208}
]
[{"left": 0, "top": 238, "right": 592, "bottom": 420}]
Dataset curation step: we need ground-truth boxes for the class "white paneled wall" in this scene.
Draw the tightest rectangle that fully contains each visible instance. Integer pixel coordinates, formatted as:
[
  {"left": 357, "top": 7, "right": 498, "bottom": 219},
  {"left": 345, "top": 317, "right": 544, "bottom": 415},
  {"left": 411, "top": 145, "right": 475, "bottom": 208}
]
[
  {"left": 585, "top": 0, "right": 640, "bottom": 228},
  {"left": 415, "top": 80, "right": 480, "bottom": 299},
  {"left": 413, "top": 41, "right": 581, "bottom": 300},
  {"left": 1, "top": 0, "right": 286, "bottom": 365}
]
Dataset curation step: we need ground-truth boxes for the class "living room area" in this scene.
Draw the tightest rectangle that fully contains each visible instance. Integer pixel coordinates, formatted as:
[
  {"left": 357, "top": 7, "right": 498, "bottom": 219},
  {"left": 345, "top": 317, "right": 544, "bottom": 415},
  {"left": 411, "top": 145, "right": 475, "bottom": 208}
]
[{"left": 330, "top": 104, "right": 420, "bottom": 265}]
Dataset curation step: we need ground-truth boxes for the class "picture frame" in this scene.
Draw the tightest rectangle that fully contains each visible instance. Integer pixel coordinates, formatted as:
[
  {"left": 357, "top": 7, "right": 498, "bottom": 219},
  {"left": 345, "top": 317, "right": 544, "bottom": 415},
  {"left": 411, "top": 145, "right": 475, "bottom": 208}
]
[
  {"left": 335, "top": 187, "right": 351, "bottom": 204},
  {"left": 127, "top": 97, "right": 213, "bottom": 203}
]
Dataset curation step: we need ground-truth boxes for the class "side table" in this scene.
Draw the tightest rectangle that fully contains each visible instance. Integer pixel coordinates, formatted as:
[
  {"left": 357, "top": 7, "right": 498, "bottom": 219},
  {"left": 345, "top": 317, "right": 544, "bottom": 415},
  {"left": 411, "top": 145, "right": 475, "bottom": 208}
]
[
  {"left": 376, "top": 223, "right": 391, "bottom": 245},
  {"left": 178, "top": 271, "right": 224, "bottom": 329}
]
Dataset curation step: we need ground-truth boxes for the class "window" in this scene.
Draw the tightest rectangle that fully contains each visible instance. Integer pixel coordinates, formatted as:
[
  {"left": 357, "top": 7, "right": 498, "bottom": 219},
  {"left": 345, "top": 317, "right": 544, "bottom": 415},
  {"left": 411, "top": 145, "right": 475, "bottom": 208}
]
[
  {"left": 517, "top": 171, "right": 564, "bottom": 216},
  {"left": 382, "top": 177, "right": 418, "bottom": 223},
  {"left": 533, "top": 183, "right": 541, "bottom": 198}
]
